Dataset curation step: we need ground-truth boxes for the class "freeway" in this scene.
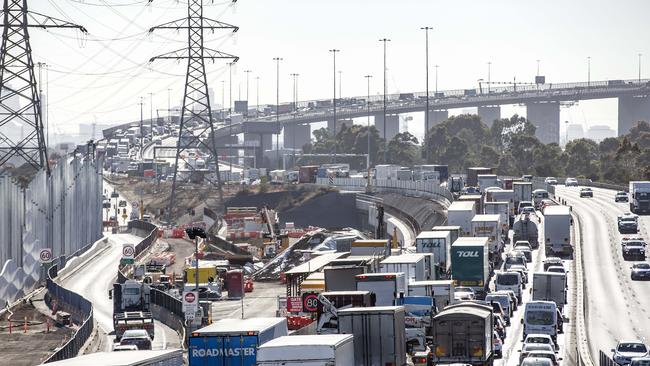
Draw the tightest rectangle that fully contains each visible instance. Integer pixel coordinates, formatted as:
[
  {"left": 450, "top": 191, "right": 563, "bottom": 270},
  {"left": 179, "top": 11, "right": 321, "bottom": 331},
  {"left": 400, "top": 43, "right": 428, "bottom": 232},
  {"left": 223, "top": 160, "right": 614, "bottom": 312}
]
[{"left": 556, "top": 185, "right": 650, "bottom": 362}]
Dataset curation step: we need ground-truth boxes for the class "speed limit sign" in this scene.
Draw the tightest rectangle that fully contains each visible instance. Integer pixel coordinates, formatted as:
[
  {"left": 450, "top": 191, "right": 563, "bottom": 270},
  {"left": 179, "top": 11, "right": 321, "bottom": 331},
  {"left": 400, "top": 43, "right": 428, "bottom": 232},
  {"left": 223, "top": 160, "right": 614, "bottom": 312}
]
[
  {"left": 122, "top": 243, "right": 135, "bottom": 259},
  {"left": 39, "top": 248, "right": 53, "bottom": 263},
  {"left": 302, "top": 292, "right": 319, "bottom": 312}
]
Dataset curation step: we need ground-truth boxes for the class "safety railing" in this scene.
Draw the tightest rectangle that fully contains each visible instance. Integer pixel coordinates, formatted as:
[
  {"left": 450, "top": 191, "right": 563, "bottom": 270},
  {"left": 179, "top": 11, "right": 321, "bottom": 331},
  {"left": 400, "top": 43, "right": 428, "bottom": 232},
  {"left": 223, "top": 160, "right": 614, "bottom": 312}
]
[
  {"left": 43, "top": 260, "right": 94, "bottom": 363},
  {"left": 150, "top": 288, "right": 182, "bottom": 318},
  {"left": 599, "top": 351, "right": 616, "bottom": 366}
]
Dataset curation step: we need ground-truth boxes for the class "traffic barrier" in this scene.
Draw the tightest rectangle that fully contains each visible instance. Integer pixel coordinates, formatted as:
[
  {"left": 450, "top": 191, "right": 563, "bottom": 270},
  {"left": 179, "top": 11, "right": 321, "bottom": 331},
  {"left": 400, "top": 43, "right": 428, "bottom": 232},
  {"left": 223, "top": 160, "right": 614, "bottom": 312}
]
[{"left": 599, "top": 351, "right": 616, "bottom": 366}]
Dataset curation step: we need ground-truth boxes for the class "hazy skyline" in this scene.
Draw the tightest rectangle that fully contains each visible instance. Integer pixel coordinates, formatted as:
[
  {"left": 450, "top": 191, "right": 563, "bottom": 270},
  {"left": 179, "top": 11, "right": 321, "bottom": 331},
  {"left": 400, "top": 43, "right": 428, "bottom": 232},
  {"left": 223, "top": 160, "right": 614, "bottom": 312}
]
[{"left": 27, "top": 0, "right": 650, "bottom": 141}]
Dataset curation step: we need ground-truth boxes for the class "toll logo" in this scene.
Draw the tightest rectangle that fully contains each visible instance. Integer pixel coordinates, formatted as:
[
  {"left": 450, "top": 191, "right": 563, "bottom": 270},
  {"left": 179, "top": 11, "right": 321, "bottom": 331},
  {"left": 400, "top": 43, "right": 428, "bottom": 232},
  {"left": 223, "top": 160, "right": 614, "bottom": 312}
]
[{"left": 457, "top": 251, "right": 479, "bottom": 258}]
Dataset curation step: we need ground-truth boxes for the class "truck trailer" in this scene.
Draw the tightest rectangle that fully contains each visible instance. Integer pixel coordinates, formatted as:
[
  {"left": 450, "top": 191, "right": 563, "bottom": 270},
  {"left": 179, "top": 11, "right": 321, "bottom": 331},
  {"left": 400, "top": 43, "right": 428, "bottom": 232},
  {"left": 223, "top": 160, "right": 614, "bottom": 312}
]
[
  {"left": 532, "top": 272, "right": 567, "bottom": 311},
  {"left": 416, "top": 230, "right": 452, "bottom": 276},
  {"left": 256, "top": 334, "right": 355, "bottom": 366},
  {"left": 355, "top": 272, "right": 405, "bottom": 306},
  {"left": 543, "top": 205, "right": 572, "bottom": 256},
  {"left": 450, "top": 237, "right": 490, "bottom": 299},
  {"left": 447, "top": 201, "right": 476, "bottom": 236}
]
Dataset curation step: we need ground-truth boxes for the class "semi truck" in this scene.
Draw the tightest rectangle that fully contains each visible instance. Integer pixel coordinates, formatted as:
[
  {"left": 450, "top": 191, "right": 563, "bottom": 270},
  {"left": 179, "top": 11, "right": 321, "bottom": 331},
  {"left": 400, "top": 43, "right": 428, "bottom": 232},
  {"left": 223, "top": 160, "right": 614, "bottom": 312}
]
[
  {"left": 415, "top": 231, "right": 452, "bottom": 276},
  {"left": 189, "top": 317, "right": 288, "bottom": 366},
  {"left": 109, "top": 280, "right": 154, "bottom": 341},
  {"left": 447, "top": 201, "right": 476, "bottom": 236},
  {"left": 407, "top": 280, "right": 455, "bottom": 311},
  {"left": 512, "top": 214, "right": 539, "bottom": 248},
  {"left": 532, "top": 272, "right": 567, "bottom": 311},
  {"left": 355, "top": 272, "right": 405, "bottom": 306},
  {"left": 484, "top": 202, "right": 510, "bottom": 232},
  {"left": 471, "top": 214, "right": 502, "bottom": 261},
  {"left": 431, "top": 302, "right": 494, "bottom": 365},
  {"left": 543, "top": 205, "right": 572, "bottom": 256},
  {"left": 457, "top": 194, "right": 483, "bottom": 215},
  {"left": 379, "top": 254, "right": 433, "bottom": 289},
  {"left": 256, "top": 334, "right": 354, "bottom": 366},
  {"left": 629, "top": 181, "right": 650, "bottom": 214},
  {"left": 513, "top": 182, "right": 533, "bottom": 209},
  {"left": 477, "top": 174, "right": 499, "bottom": 193},
  {"left": 450, "top": 237, "right": 490, "bottom": 299},
  {"left": 486, "top": 189, "right": 516, "bottom": 217},
  {"left": 431, "top": 226, "right": 461, "bottom": 249},
  {"left": 323, "top": 265, "right": 365, "bottom": 292},
  {"left": 466, "top": 167, "right": 493, "bottom": 187},
  {"left": 337, "top": 306, "right": 406, "bottom": 366}
]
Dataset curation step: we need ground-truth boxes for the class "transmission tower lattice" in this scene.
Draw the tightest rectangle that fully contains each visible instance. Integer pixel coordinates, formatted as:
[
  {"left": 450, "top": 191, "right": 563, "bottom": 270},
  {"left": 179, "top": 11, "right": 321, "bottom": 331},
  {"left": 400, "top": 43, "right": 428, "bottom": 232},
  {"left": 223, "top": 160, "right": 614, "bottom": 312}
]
[
  {"left": 0, "top": 0, "right": 86, "bottom": 174},
  {"left": 149, "top": 0, "right": 238, "bottom": 223}
]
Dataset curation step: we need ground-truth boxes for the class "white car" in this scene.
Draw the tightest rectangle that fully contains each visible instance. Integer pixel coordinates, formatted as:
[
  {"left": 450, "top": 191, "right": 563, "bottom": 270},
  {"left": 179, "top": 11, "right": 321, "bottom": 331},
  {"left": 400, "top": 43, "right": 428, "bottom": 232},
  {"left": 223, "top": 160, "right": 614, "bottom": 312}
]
[
  {"left": 612, "top": 340, "right": 649, "bottom": 366},
  {"left": 544, "top": 177, "right": 558, "bottom": 185},
  {"left": 565, "top": 177, "right": 579, "bottom": 186},
  {"left": 454, "top": 286, "right": 476, "bottom": 301},
  {"left": 524, "top": 334, "right": 557, "bottom": 351}
]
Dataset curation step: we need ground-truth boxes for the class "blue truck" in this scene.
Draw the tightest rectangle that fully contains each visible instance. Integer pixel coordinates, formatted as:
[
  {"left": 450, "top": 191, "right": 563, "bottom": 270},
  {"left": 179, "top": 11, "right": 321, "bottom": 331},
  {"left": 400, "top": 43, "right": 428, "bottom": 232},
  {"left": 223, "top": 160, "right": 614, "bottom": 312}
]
[{"left": 189, "top": 317, "right": 288, "bottom": 366}]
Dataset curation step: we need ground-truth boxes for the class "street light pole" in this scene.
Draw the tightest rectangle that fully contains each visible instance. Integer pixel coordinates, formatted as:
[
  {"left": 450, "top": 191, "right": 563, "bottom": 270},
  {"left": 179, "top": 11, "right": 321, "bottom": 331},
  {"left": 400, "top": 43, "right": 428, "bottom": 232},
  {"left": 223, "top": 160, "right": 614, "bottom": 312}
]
[
  {"left": 229, "top": 62, "right": 235, "bottom": 176},
  {"left": 587, "top": 56, "right": 591, "bottom": 87},
  {"left": 149, "top": 92, "right": 153, "bottom": 139},
  {"left": 338, "top": 70, "right": 342, "bottom": 100},
  {"left": 536, "top": 59, "right": 540, "bottom": 76},
  {"left": 329, "top": 49, "right": 340, "bottom": 163},
  {"left": 421, "top": 26, "right": 432, "bottom": 161},
  {"left": 487, "top": 61, "right": 491, "bottom": 94},
  {"left": 379, "top": 38, "right": 390, "bottom": 163},
  {"left": 639, "top": 53, "right": 643, "bottom": 83},
  {"left": 139, "top": 97, "right": 144, "bottom": 149},
  {"left": 273, "top": 57, "right": 283, "bottom": 169},
  {"left": 365, "top": 75, "right": 372, "bottom": 169},
  {"left": 256, "top": 76, "right": 260, "bottom": 116}
]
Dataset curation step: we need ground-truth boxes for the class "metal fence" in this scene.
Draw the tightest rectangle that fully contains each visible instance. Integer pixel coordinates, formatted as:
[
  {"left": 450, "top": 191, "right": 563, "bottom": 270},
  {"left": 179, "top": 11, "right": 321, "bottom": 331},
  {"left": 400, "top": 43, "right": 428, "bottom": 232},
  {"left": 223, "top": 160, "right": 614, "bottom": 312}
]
[
  {"left": 0, "top": 156, "right": 103, "bottom": 307},
  {"left": 151, "top": 288, "right": 183, "bottom": 318},
  {"left": 599, "top": 351, "right": 616, "bottom": 366},
  {"left": 43, "top": 259, "right": 94, "bottom": 363}
]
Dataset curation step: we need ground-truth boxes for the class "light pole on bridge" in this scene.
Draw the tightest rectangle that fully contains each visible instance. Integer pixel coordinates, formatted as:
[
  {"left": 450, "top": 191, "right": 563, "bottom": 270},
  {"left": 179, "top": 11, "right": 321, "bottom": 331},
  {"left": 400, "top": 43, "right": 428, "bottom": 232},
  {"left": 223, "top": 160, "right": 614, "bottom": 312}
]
[
  {"left": 365, "top": 74, "right": 372, "bottom": 169},
  {"left": 273, "top": 57, "right": 283, "bottom": 169},
  {"left": 421, "top": 26, "right": 433, "bottom": 162},
  {"left": 329, "top": 49, "right": 340, "bottom": 163},
  {"left": 487, "top": 61, "right": 491, "bottom": 94},
  {"left": 639, "top": 53, "right": 643, "bottom": 83},
  {"left": 587, "top": 56, "right": 591, "bottom": 87},
  {"left": 379, "top": 38, "right": 390, "bottom": 164}
]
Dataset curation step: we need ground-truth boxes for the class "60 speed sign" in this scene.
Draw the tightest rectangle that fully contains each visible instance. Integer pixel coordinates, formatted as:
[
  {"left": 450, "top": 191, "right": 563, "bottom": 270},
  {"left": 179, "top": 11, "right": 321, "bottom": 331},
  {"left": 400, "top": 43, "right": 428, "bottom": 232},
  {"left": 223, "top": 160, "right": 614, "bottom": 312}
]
[{"left": 122, "top": 243, "right": 135, "bottom": 259}]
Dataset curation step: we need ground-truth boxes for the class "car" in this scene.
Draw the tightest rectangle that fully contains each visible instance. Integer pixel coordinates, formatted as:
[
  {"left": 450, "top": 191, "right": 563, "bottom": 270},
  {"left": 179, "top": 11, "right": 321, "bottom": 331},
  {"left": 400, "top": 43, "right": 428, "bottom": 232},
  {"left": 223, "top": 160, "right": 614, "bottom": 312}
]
[
  {"left": 519, "top": 343, "right": 556, "bottom": 364},
  {"left": 612, "top": 340, "right": 649, "bottom": 366},
  {"left": 543, "top": 257, "right": 564, "bottom": 271},
  {"left": 619, "top": 214, "right": 639, "bottom": 234},
  {"left": 504, "top": 252, "right": 527, "bottom": 271},
  {"left": 509, "top": 266, "right": 528, "bottom": 286},
  {"left": 631, "top": 357, "right": 650, "bottom": 366},
  {"left": 113, "top": 344, "right": 138, "bottom": 351},
  {"left": 521, "top": 206, "right": 536, "bottom": 215},
  {"left": 580, "top": 187, "right": 593, "bottom": 197},
  {"left": 119, "top": 329, "right": 152, "bottom": 350},
  {"left": 565, "top": 177, "right": 579, "bottom": 186},
  {"left": 514, "top": 240, "right": 533, "bottom": 251},
  {"left": 631, "top": 263, "right": 650, "bottom": 280},
  {"left": 520, "top": 357, "right": 554, "bottom": 366},
  {"left": 493, "top": 331, "right": 503, "bottom": 358},
  {"left": 515, "top": 248, "right": 533, "bottom": 263},
  {"left": 623, "top": 241, "right": 646, "bottom": 261},
  {"left": 524, "top": 334, "right": 557, "bottom": 351},
  {"left": 495, "top": 290, "right": 519, "bottom": 311},
  {"left": 616, "top": 191, "right": 630, "bottom": 202},
  {"left": 518, "top": 201, "right": 534, "bottom": 214},
  {"left": 494, "top": 313, "right": 507, "bottom": 339},
  {"left": 485, "top": 293, "right": 513, "bottom": 318},
  {"left": 522, "top": 175, "right": 534, "bottom": 182},
  {"left": 454, "top": 286, "right": 476, "bottom": 301},
  {"left": 524, "top": 350, "right": 561, "bottom": 366},
  {"left": 544, "top": 177, "right": 558, "bottom": 185},
  {"left": 488, "top": 300, "right": 509, "bottom": 326}
]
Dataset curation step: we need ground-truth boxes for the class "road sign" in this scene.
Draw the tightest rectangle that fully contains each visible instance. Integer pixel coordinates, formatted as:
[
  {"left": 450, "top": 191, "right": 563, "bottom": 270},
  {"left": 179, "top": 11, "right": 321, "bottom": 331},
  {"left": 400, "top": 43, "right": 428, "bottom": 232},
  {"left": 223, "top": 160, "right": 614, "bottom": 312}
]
[
  {"left": 39, "top": 248, "right": 53, "bottom": 263},
  {"left": 287, "top": 296, "right": 303, "bottom": 313},
  {"left": 111, "top": 191, "right": 119, "bottom": 198},
  {"left": 131, "top": 201, "right": 139, "bottom": 208},
  {"left": 183, "top": 290, "right": 198, "bottom": 316},
  {"left": 122, "top": 243, "right": 135, "bottom": 260},
  {"left": 302, "top": 292, "right": 319, "bottom": 312}
]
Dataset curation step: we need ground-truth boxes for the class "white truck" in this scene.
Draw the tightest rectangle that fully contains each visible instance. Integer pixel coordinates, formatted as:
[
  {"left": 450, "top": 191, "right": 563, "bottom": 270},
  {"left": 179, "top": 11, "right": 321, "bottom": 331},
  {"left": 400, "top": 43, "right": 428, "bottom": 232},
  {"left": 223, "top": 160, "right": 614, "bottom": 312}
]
[
  {"left": 523, "top": 301, "right": 559, "bottom": 341},
  {"left": 543, "top": 205, "right": 572, "bottom": 256},
  {"left": 532, "top": 272, "right": 567, "bottom": 311},
  {"left": 513, "top": 182, "right": 533, "bottom": 209},
  {"left": 375, "top": 164, "right": 401, "bottom": 180},
  {"left": 471, "top": 214, "right": 502, "bottom": 259},
  {"left": 486, "top": 189, "right": 516, "bottom": 216},
  {"left": 629, "top": 181, "right": 650, "bottom": 214},
  {"left": 256, "top": 334, "right": 354, "bottom": 366},
  {"left": 477, "top": 174, "right": 499, "bottom": 193},
  {"left": 415, "top": 231, "right": 452, "bottom": 276},
  {"left": 407, "top": 280, "right": 455, "bottom": 311},
  {"left": 379, "top": 254, "right": 433, "bottom": 289},
  {"left": 355, "top": 272, "right": 405, "bottom": 306},
  {"left": 447, "top": 201, "right": 476, "bottom": 236},
  {"left": 484, "top": 202, "right": 510, "bottom": 232}
]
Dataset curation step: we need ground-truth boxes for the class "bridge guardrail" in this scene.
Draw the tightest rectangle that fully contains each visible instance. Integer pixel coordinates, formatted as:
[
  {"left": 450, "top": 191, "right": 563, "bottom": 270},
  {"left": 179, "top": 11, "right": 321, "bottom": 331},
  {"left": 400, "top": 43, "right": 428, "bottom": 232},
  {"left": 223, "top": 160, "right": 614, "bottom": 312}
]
[{"left": 43, "top": 260, "right": 94, "bottom": 363}]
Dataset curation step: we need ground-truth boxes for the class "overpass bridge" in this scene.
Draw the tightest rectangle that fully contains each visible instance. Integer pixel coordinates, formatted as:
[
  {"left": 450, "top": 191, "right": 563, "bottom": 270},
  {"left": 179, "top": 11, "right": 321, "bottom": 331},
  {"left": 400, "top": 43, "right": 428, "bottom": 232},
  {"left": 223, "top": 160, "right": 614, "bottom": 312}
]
[{"left": 105, "top": 77, "right": 650, "bottom": 167}]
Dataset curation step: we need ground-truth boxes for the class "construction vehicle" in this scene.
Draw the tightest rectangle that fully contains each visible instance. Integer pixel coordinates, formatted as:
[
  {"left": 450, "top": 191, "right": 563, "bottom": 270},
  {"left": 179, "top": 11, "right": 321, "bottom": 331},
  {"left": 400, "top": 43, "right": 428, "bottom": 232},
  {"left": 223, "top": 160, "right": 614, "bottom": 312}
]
[{"left": 109, "top": 280, "right": 154, "bottom": 341}]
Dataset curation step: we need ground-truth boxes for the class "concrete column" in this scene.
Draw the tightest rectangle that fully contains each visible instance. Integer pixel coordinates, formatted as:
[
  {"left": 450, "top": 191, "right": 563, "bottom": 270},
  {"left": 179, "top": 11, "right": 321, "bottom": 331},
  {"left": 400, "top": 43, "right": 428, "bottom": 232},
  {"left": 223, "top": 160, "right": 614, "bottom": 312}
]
[
  {"left": 477, "top": 106, "right": 501, "bottom": 127},
  {"left": 526, "top": 101, "right": 560, "bottom": 144},
  {"left": 374, "top": 114, "right": 400, "bottom": 141},
  {"left": 243, "top": 133, "right": 273, "bottom": 168},
  {"left": 283, "top": 123, "right": 311, "bottom": 149},
  {"left": 618, "top": 95, "right": 650, "bottom": 135},
  {"left": 327, "top": 118, "right": 353, "bottom": 137},
  {"left": 425, "top": 110, "right": 449, "bottom": 131}
]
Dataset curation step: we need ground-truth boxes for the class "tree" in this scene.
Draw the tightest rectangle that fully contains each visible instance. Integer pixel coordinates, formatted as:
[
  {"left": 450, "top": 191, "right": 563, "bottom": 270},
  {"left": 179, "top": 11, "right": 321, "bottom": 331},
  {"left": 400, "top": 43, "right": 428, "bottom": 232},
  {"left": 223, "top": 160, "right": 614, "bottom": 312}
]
[
  {"left": 479, "top": 145, "right": 500, "bottom": 168},
  {"left": 386, "top": 132, "right": 420, "bottom": 166},
  {"left": 532, "top": 143, "right": 565, "bottom": 177},
  {"left": 565, "top": 139, "right": 600, "bottom": 179},
  {"left": 491, "top": 114, "right": 536, "bottom": 151},
  {"left": 508, "top": 134, "right": 542, "bottom": 175},
  {"left": 443, "top": 136, "right": 469, "bottom": 171}
]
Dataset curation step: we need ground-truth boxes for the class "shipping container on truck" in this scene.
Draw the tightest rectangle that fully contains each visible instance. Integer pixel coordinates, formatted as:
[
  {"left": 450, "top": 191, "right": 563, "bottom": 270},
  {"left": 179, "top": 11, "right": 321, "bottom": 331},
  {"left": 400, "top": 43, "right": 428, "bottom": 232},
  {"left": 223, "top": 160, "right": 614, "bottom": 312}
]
[
  {"left": 513, "top": 182, "right": 533, "bottom": 209},
  {"left": 189, "top": 318, "right": 288, "bottom": 366},
  {"left": 484, "top": 201, "right": 510, "bottom": 231},
  {"left": 298, "top": 165, "right": 319, "bottom": 183},
  {"left": 374, "top": 164, "right": 401, "bottom": 180},
  {"left": 466, "top": 167, "right": 494, "bottom": 187},
  {"left": 431, "top": 302, "right": 493, "bottom": 365},
  {"left": 457, "top": 194, "right": 483, "bottom": 215},
  {"left": 471, "top": 214, "right": 503, "bottom": 258},
  {"left": 416, "top": 231, "right": 452, "bottom": 276},
  {"left": 256, "top": 334, "right": 355, "bottom": 366},
  {"left": 486, "top": 189, "right": 516, "bottom": 216},
  {"left": 337, "top": 306, "right": 407, "bottom": 366},
  {"left": 355, "top": 272, "right": 405, "bottom": 306},
  {"left": 432, "top": 226, "right": 461, "bottom": 248},
  {"left": 532, "top": 272, "right": 567, "bottom": 311},
  {"left": 350, "top": 239, "right": 390, "bottom": 257},
  {"left": 450, "top": 237, "right": 490, "bottom": 298},
  {"left": 447, "top": 201, "right": 476, "bottom": 236},
  {"left": 379, "top": 253, "right": 433, "bottom": 289},
  {"left": 408, "top": 280, "right": 455, "bottom": 311},
  {"left": 543, "top": 205, "right": 572, "bottom": 256},
  {"left": 477, "top": 174, "right": 499, "bottom": 193},
  {"left": 323, "top": 265, "right": 365, "bottom": 292}
]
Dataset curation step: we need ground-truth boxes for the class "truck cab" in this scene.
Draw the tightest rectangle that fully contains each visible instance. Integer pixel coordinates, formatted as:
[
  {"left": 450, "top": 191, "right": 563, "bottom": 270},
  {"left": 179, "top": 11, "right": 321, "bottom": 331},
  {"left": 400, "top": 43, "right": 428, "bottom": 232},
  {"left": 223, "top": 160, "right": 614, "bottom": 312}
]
[
  {"left": 629, "top": 181, "right": 650, "bottom": 214},
  {"left": 523, "top": 301, "right": 559, "bottom": 341}
]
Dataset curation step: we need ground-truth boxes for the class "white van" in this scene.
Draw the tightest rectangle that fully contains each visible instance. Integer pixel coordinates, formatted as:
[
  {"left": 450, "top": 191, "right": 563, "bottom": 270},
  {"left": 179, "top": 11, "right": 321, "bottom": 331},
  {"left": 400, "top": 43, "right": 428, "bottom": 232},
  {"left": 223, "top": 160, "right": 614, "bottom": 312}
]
[
  {"left": 495, "top": 271, "right": 522, "bottom": 303},
  {"left": 523, "top": 301, "right": 558, "bottom": 341}
]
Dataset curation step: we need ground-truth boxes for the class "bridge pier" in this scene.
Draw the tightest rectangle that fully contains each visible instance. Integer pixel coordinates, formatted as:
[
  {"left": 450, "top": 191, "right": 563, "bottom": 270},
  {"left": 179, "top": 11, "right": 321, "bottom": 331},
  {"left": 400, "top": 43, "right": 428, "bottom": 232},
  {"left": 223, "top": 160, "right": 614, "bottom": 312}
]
[
  {"left": 618, "top": 95, "right": 650, "bottom": 135},
  {"left": 243, "top": 133, "right": 273, "bottom": 168},
  {"left": 327, "top": 118, "right": 353, "bottom": 137},
  {"left": 526, "top": 101, "right": 560, "bottom": 144},
  {"left": 283, "top": 123, "right": 311, "bottom": 149},
  {"left": 214, "top": 135, "right": 238, "bottom": 166},
  {"left": 374, "top": 114, "right": 400, "bottom": 141},
  {"left": 425, "top": 110, "right": 449, "bottom": 131},
  {"left": 477, "top": 106, "right": 501, "bottom": 127}
]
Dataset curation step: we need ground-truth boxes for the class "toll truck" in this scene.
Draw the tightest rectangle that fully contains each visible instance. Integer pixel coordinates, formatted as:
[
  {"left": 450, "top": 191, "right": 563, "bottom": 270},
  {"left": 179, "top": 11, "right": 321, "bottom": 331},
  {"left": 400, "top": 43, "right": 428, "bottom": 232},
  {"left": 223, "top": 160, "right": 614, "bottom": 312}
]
[{"left": 450, "top": 237, "right": 490, "bottom": 299}]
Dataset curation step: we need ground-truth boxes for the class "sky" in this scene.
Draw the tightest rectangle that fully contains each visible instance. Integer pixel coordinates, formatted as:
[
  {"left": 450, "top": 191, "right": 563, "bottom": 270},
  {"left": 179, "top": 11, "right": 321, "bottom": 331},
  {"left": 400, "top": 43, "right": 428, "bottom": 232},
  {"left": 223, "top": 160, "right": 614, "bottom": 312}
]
[{"left": 26, "top": 0, "right": 650, "bottom": 142}]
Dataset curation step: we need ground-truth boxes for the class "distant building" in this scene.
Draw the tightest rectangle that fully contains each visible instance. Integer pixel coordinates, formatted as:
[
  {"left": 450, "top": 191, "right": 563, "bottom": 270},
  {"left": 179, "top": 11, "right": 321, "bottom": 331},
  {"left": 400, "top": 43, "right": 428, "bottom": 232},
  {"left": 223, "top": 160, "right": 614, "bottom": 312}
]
[
  {"left": 566, "top": 123, "right": 584, "bottom": 142},
  {"left": 586, "top": 125, "right": 616, "bottom": 142}
]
